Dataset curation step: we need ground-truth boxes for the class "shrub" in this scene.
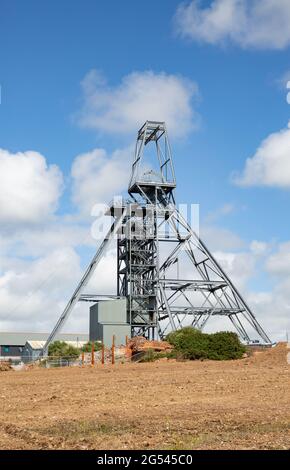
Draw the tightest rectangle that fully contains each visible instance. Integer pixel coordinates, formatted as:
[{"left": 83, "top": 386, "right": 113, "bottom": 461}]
[
  {"left": 48, "top": 341, "right": 80, "bottom": 359},
  {"left": 167, "top": 327, "right": 246, "bottom": 361},
  {"left": 207, "top": 331, "right": 246, "bottom": 360},
  {"left": 167, "top": 327, "right": 209, "bottom": 360},
  {"left": 82, "top": 341, "right": 102, "bottom": 353}
]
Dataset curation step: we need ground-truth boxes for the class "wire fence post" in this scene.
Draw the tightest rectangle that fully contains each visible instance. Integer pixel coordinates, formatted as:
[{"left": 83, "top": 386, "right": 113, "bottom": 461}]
[
  {"left": 112, "top": 335, "right": 115, "bottom": 365},
  {"left": 91, "top": 341, "right": 95, "bottom": 366},
  {"left": 81, "top": 350, "right": 84, "bottom": 367},
  {"left": 101, "top": 342, "right": 105, "bottom": 365}
]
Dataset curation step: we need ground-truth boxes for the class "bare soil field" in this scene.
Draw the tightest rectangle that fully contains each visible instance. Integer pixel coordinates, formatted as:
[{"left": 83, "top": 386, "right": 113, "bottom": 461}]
[{"left": 0, "top": 343, "right": 289, "bottom": 450}]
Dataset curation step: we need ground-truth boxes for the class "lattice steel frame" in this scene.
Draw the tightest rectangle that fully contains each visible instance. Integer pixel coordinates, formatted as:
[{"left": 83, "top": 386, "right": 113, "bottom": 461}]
[
  {"left": 44, "top": 120, "right": 271, "bottom": 353},
  {"left": 118, "top": 121, "right": 271, "bottom": 343}
]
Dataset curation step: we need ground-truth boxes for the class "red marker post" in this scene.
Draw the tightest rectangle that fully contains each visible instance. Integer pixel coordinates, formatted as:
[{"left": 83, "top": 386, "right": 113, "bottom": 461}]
[{"left": 112, "top": 335, "right": 115, "bottom": 365}]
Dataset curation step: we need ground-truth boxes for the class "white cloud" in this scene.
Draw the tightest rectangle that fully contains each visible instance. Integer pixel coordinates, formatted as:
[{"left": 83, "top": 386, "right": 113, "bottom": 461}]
[
  {"left": 211, "top": 241, "right": 290, "bottom": 341},
  {"left": 266, "top": 241, "right": 290, "bottom": 276},
  {"left": 232, "top": 122, "right": 290, "bottom": 188},
  {"left": 1, "top": 221, "right": 94, "bottom": 258},
  {"left": 276, "top": 70, "right": 290, "bottom": 90},
  {"left": 201, "top": 225, "right": 244, "bottom": 251},
  {"left": 0, "top": 248, "right": 82, "bottom": 331},
  {"left": 175, "top": 0, "right": 290, "bottom": 50},
  {"left": 250, "top": 240, "right": 269, "bottom": 256},
  {"left": 248, "top": 289, "right": 290, "bottom": 342},
  {"left": 77, "top": 69, "right": 200, "bottom": 138},
  {"left": 204, "top": 203, "right": 235, "bottom": 224},
  {"left": 71, "top": 147, "right": 131, "bottom": 216},
  {"left": 214, "top": 250, "right": 256, "bottom": 290},
  {"left": 0, "top": 245, "right": 118, "bottom": 333},
  {"left": 0, "top": 149, "right": 63, "bottom": 227},
  {"left": 0, "top": 143, "right": 124, "bottom": 333},
  {"left": 86, "top": 249, "right": 117, "bottom": 295}
]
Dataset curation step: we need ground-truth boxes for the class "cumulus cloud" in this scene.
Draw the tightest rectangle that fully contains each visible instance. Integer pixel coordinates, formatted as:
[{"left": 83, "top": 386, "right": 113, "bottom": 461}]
[
  {"left": 0, "top": 149, "right": 63, "bottom": 227},
  {"left": 0, "top": 143, "right": 126, "bottom": 332},
  {"left": 0, "top": 248, "right": 82, "bottom": 331},
  {"left": 0, "top": 246, "right": 118, "bottom": 332},
  {"left": 232, "top": 122, "right": 290, "bottom": 188},
  {"left": 213, "top": 250, "right": 256, "bottom": 290},
  {"left": 71, "top": 147, "right": 131, "bottom": 215},
  {"left": 211, "top": 241, "right": 290, "bottom": 341},
  {"left": 77, "top": 69, "right": 200, "bottom": 138},
  {"left": 243, "top": 240, "right": 290, "bottom": 341},
  {"left": 204, "top": 203, "right": 235, "bottom": 225},
  {"left": 248, "top": 289, "right": 290, "bottom": 342},
  {"left": 201, "top": 224, "right": 244, "bottom": 251},
  {"left": 276, "top": 70, "right": 290, "bottom": 90},
  {"left": 266, "top": 241, "right": 290, "bottom": 276},
  {"left": 175, "top": 0, "right": 290, "bottom": 50},
  {"left": 1, "top": 221, "right": 94, "bottom": 259},
  {"left": 250, "top": 240, "right": 269, "bottom": 256}
]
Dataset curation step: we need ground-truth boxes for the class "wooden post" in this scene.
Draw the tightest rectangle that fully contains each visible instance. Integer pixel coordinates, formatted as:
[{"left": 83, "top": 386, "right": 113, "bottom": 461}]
[
  {"left": 112, "top": 335, "right": 115, "bottom": 365},
  {"left": 91, "top": 341, "right": 95, "bottom": 366},
  {"left": 125, "top": 335, "right": 131, "bottom": 359},
  {"left": 101, "top": 342, "right": 105, "bottom": 365},
  {"left": 81, "top": 350, "right": 84, "bottom": 367}
]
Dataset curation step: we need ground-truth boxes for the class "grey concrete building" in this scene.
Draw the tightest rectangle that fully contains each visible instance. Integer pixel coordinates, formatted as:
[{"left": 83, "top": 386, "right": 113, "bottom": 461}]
[{"left": 90, "top": 299, "right": 131, "bottom": 347}]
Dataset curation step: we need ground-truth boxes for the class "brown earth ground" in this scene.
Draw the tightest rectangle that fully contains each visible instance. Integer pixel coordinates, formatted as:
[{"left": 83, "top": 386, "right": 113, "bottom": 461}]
[{"left": 0, "top": 343, "right": 289, "bottom": 450}]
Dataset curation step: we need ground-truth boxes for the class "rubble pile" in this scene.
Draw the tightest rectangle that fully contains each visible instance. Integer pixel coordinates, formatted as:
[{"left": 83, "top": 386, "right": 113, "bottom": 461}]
[
  {"left": 0, "top": 361, "right": 12, "bottom": 372},
  {"left": 128, "top": 336, "right": 173, "bottom": 354}
]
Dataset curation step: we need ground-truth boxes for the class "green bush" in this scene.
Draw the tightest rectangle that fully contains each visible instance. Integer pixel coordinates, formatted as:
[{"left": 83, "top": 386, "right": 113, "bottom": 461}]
[
  {"left": 48, "top": 341, "right": 80, "bottom": 359},
  {"left": 81, "top": 341, "right": 102, "bottom": 353},
  {"left": 207, "top": 331, "right": 246, "bottom": 360},
  {"left": 167, "top": 327, "right": 209, "bottom": 360},
  {"left": 166, "top": 327, "right": 246, "bottom": 361}
]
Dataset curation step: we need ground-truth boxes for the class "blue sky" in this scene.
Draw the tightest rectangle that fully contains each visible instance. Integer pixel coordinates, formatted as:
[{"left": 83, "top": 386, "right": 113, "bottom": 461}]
[{"left": 0, "top": 0, "right": 289, "bottom": 340}]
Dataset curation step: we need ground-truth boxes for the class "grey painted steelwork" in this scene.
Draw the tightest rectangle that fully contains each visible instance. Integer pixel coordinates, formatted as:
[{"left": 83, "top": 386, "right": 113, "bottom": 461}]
[
  {"left": 118, "top": 121, "right": 271, "bottom": 344},
  {"left": 44, "top": 120, "right": 271, "bottom": 351}
]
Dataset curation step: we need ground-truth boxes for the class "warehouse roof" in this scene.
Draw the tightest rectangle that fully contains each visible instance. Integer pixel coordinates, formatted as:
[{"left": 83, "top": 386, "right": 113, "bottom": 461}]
[
  {"left": 25, "top": 340, "right": 87, "bottom": 350},
  {"left": 0, "top": 332, "right": 89, "bottom": 346}
]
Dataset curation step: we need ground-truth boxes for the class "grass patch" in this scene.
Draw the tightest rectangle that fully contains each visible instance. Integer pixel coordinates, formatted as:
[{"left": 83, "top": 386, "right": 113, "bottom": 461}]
[
  {"left": 138, "top": 349, "right": 175, "bottom": 362},
  {"left": 42, "top": 418, "right": 136, "bottom": 440}
]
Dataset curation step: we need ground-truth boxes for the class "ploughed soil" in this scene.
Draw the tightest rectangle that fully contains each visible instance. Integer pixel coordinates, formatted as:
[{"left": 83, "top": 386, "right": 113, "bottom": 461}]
[{"left": 0, "top": 343, "right": 289, "bottom": 450}]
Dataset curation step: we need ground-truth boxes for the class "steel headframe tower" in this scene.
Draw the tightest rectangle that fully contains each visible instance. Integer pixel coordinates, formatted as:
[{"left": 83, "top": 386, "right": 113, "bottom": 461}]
[
  {"left": 117, "top": 121, "right": 271, "bottom": 343},
  {"left": 43, "top": 120, "right": 271, "bottom": 354}
]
